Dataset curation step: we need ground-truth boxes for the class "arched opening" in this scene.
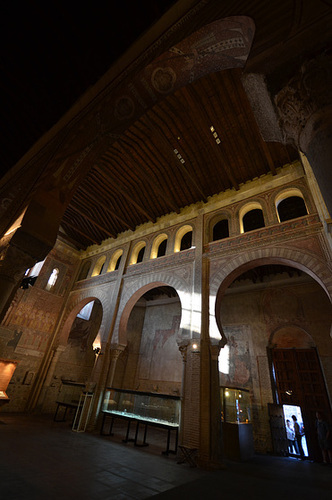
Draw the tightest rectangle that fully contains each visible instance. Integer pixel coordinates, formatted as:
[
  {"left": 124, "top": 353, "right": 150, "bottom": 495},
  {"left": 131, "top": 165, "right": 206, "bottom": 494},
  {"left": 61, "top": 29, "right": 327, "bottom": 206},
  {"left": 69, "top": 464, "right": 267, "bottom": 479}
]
[
  {"left": 136, "top": 246, "right": 145, "bottom": 263},
  {"left": 242, "top": 208, "right": 265, "bottom": 232},
  {"left": 92, "top": 256, "right": 106, "bottom": 277},
  {"left": 113, "top": 286, "right": 182, "bottom": 393},
  {"left": 103, "top": 285, "right": 182, "bottom": 451},
  {"left": 277, "top": 196, "right": 308, "bottom": 222},
  {"left": 174, "top": 225, "right": 193, "bottom": 252},
  {"left": 54, "top": 299, "right": 103, "bottom": 410},
  {"left": 130, "top": 242, "right": 146, "bottom": 265},
  {"left": 217, "top": 263, "right": 332, "bottom": 462},
  {"left": 108, "top": 250, "right": 123, "bottom": 272},
  {"left": 212, "top": 219, "right": 229, "bottom": 241},
  {"left": 180, "top": 231, "right": 192, "bottom": 251}
]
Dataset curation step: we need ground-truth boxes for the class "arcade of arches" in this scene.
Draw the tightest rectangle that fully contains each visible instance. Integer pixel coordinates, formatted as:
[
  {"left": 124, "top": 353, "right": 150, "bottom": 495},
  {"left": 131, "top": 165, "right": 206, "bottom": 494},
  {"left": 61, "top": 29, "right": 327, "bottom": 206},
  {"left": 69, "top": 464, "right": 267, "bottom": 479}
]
[{"left": 0, "top": 1, "right": 332, "bottom": 469}]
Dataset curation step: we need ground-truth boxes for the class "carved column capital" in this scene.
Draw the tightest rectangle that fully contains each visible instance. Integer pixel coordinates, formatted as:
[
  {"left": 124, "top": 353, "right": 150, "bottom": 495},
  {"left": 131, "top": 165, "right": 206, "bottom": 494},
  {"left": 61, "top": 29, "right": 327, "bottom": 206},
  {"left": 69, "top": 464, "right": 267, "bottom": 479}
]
[
  {"left": 109, "top": 344, "right": 126, "bottom": 361},
  {"left": 275, "top": 52, "right": 332, "bottom": 150}
]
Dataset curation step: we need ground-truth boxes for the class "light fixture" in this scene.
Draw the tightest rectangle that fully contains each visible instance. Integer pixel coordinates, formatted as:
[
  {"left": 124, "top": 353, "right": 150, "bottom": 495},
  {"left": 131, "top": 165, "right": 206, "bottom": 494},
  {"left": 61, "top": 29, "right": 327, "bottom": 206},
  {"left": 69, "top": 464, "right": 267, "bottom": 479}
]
[
  {"left": 93, "top": 347, "right": 101, "bottom": 355},
  {"left": 210, "top": 125, "right": 222, "bottom": 144},
  {"left": 173, "top": 148, "right": 185, "bottom": 164}
]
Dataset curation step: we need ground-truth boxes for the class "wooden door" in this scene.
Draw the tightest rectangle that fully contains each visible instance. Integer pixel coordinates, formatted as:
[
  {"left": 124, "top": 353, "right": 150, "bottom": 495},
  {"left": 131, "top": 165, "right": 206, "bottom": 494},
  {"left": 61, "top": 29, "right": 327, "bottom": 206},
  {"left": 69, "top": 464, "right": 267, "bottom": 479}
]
[
  {"left": 268, "top": 403, "right": 288, "bottom": 456},
  {"left": 271, "top": 348, "right": 331, "bottom": 461}
]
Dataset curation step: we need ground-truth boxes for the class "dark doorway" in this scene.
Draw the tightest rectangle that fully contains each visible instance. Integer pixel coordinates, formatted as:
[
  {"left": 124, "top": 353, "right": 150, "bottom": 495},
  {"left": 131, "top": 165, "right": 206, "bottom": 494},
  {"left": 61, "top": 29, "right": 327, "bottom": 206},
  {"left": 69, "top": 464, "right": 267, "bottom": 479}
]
[{"left": 271, "top": 348, "right": 331, "bottom": 461}]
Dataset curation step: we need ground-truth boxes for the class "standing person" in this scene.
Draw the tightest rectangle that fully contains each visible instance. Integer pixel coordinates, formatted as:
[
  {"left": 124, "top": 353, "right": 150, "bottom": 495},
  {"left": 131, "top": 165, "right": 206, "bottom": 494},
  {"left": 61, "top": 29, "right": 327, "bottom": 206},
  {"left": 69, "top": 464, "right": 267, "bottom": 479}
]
[
  {"left": 292, "top": 415, "right": 305, "bottom": 460},
  {"left": 316, "top": 411, "right": 332, "bottom": 464},
  {"left": 286, "top": 419, "right": 296, "bottom": 454}
]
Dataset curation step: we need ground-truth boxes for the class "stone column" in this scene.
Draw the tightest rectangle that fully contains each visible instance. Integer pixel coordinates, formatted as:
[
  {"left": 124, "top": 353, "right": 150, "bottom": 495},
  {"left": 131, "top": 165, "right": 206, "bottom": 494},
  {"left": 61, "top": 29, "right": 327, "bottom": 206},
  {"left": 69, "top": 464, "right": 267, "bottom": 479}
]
[
  {"left": 275, "top": 52, "right": 332, "bottom": 217},
  {"left": 87, "top": 344, "right": 126, "bottom": 430},
  {"left": 178, "top": 339, "right": 200, "bottom": 450},
  {"left": 107, "top": 345, "right": 126, "bottom": 388}
]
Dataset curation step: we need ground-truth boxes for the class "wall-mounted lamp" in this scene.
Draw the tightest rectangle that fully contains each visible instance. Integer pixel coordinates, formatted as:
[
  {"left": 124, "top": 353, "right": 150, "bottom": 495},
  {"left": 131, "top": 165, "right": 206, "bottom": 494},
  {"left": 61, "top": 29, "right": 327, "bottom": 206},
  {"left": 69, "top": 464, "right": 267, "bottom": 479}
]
[
  {"left": 93, "top": 347, "right": 101, "bottom": 355},
  {"left": 192, "top": 343, "right": 200, "bottom": 353}
]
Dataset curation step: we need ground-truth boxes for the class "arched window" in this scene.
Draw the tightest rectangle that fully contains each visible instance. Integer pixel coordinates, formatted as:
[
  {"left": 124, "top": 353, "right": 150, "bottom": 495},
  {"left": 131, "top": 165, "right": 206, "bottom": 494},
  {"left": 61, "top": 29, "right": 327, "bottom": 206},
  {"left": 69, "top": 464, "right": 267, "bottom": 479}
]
[
  {"left": 77, "top": 261, "right": 91, "bottom": 281},
  {"left": 92, "top": 256, "right": 106, "bottom": 277},
  {"left": 45, "top": 268, "right": 59, "bottom": 291},
  {"left": 150, "top": 234, "right": 168, "bottom": 259},
  {"left": 108, "top": 249, "right": 123, "bottom": 272},
  {"left": 174, "top": 225, "right": 193, "bottom": 253},
  {"left": 277, "top": 196, "right": 308, "bottom": 222},
  {"left": 21, "top": 259, "right": 46, "bottom": 289},
  {"left": 130, "top": 242, "right": 146, "bottom": 265},
  {"left": 114, "top": 255, "right": 121, "bottom": 270},
  {"left": 180, "top": 231, "right": 192, "bottom": 251},
  {"left": 157, "top": 238, "right": 167, "bottom": 257},
  {"left": 212, "top": 219, "right": 229, "bottom": 241},
  {"left": 243, "top": 209, "right": 265, "bottom": 232},
  {"left": 136, "top": 246, "right": 145, "bottom": 263}
]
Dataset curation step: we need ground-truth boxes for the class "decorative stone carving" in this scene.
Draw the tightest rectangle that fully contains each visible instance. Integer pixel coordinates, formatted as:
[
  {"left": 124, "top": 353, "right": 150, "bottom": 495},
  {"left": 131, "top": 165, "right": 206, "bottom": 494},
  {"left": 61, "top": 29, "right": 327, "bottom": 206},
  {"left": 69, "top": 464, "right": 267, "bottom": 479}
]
[{"left": 275, "top": 52, "right": 332, "bottom": 149}]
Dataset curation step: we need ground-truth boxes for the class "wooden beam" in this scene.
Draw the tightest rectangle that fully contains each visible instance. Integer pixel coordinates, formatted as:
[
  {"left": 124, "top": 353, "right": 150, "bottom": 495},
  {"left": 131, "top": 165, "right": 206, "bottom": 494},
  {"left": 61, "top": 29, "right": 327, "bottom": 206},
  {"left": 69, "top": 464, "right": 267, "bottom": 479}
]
[
  {"left": 78, "top": 186, "right": 133, "bottom": 230},
  {"left": 67, "top": 203, "right": 116, "bottom": 239},
  {"left": 61, "top": 219, "right": 99, "bottom": 245},
  {"left": 140, "top": 114, "right": 208, "bottom": 201},
  {"left": 95, "top": 162, "right": 156, "bottom": 221},
  {"left": 116, "top": 134, "right": 181, "bottom": 213}
]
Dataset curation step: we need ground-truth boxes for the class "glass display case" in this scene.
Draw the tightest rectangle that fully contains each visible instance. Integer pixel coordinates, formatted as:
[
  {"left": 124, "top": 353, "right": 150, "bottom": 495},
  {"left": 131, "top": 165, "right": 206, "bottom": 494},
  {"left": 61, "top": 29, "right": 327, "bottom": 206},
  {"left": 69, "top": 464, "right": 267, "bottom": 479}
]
[
  {"left": 101, "top": 388, "right": 181, "bottom": 455},
  {"left": 221, "top": 387, "right": 252, "bottom": 424},
  {"left": 102, "top": 388, "right": 180, "bottom": 426},
  {"left": 220, "top": 387, "right": 254, "bottom": 461},
  {"left": 0, "top": 358, "right": 18, "bottom": 408}
]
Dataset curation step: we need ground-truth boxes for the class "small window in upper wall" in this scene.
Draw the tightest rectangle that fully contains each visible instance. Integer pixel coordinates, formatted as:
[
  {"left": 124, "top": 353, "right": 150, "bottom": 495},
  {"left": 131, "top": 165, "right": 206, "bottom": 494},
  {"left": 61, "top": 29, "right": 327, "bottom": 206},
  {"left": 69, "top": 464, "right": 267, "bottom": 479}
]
[
  {"left": 137, "top": 246, "right": 145, "bottom": 263},
  {"left": 180, "top": 231, "right": 192, "bottom": 251},
  {"left": 114, "top": 255, "right": 122, "bottom": 270},
  {"left": 277, "top": 196, "right": 308, "bottom": 222},
  {"left": 213, "top": 219, "right": 229, "bottom": 241},
  {"left": 45, "top": 268, "right": 59, "bottom": 291},
  {"left": 157, "top": 239, "right": 167, "bottom": 257},
  {"left": 243, "top": 209, "right": 265, "bottom": 232}
]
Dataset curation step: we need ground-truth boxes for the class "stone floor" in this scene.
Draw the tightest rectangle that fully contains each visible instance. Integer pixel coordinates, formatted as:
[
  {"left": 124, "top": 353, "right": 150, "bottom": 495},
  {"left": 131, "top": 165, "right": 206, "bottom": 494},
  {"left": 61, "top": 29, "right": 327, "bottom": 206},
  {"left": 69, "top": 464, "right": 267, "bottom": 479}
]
[{"left": 1, "top": 412, "right": 331, "bottom": 500}]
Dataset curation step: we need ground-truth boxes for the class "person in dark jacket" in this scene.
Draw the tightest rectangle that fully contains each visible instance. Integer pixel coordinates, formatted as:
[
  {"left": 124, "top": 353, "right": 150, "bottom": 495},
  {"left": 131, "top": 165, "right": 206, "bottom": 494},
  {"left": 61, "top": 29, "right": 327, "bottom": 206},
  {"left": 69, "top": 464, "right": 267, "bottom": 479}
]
[
  {"left": 292, "top": 415, "right": 305, "bottom": 460},
  {"left": 316, "top": 411, "right": 332, "bottom": 464}
]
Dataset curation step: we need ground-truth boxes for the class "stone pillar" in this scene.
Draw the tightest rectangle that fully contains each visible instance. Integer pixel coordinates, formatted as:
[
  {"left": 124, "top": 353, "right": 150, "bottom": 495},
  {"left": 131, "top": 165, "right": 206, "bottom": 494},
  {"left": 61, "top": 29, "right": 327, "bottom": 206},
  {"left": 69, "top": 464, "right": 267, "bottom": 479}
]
[
  {"left": 87, "top": 344, "right": 126, "bottom": 430},
  {"left": 275, "top": 52, "right": 332, "bottom": 217},
  {"left": 178, "top": 340, "right": 200, "bottom": 450},
  {"left": 107, "top": 345, "right": 126, "bottom": 388}
]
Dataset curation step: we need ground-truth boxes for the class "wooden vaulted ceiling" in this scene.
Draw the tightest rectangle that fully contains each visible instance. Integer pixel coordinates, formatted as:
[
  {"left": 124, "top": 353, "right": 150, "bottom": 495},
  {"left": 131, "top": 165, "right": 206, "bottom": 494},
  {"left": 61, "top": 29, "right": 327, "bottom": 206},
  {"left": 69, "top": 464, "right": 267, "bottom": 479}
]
[
  {"left": 3, "top": 1, "right": 330, "bottom": 251},
  {"left": 60, "top": 68, "right": 297, "bottom": 248}
]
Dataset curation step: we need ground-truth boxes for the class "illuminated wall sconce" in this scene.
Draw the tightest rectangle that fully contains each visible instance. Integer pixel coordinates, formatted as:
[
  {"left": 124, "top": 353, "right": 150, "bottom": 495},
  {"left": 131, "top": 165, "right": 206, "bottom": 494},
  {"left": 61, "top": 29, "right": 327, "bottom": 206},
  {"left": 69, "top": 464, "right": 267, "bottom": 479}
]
[
  {"left": 192, "top": 342, "right": 200, "bottom": 353},
  {"left": 93, "top": 347, "right": 101, "bottom": 355}
]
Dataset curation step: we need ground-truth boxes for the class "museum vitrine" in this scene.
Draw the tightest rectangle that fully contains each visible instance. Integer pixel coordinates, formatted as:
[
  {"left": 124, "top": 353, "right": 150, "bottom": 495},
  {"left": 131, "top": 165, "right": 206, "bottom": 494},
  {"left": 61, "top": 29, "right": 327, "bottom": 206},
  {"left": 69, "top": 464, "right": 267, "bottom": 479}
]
[
  {"left": 0, "top": 358, "right": 18, "bottom": 408},
  {"left": 102, "top": 388, "right": 180, "bottom": 426},
  {"left": 220, "top": 386, "right": 254, "bottom": 461},
  {"left": 221, "top": 387, "right": 252, "bottom": 424}
]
